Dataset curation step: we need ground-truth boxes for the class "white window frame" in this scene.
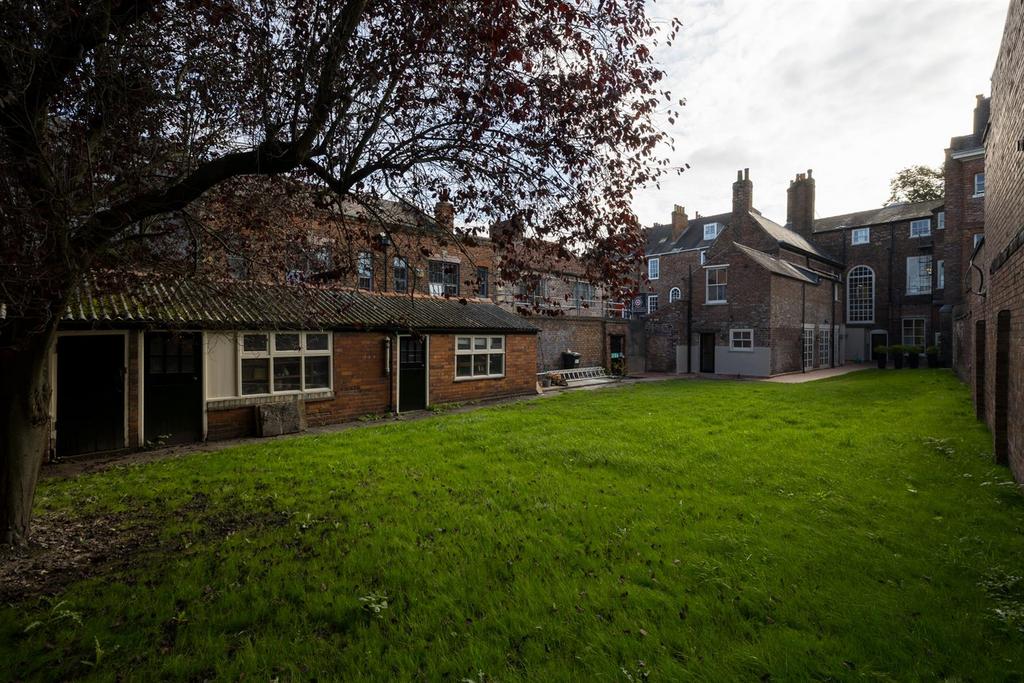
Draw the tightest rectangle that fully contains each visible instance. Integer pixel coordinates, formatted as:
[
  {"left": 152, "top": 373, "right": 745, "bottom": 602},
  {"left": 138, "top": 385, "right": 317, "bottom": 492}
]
[
  {"left": 699, "top": 249, "right": 708, "bottom": 265},
  {"left": 937, "top": 211, "right": 945, "bottom": 229},
  {"left": 909, "top": 219, "right": 931, "bottom": 238},
  {"left": 801, "top": 325, "right": 815, "bottom": 370},
  {"left": 974, "top": 173, "right": 985, "bottom": 197},
  {"left": 729, "top": 328, "right": 754, "bottom": 352},
  {"left": 936, "top": 259, "right": 945, "bottom": 290},
  {"left": 238, "top": 331, "right": 333, "bottom": 397},
  {"left": 647, "top": 294, "right": 659, "bottom": 314},
  {"left": 906, "top": 255, "right": 933, "bottom": 295},
  {"left": 705, "top": 266, "right": 727, "bottom": 304},
  {"left": 902, "top": 318, "right": 926, "bottom": 348},
  {"left": 357, "top": 251, "right": 373, "bottom": 290},
  {"left": 851, "top": 228, "right": 870, "bottom": 245},
  {"left": 393, "top": 256, "right": 409, "bottom": 293},
  {"left": 648, "top": 257, "right": 660, "bottom": 281},
  {"left": 817, "top": 325, "right": 831, "bottom": 368},
  {"left": 454, "top": 335, "right": 505, "bottom": 381},
  {"left": 703, "top": 222, "right": 722, "bottom": 240},
  {"left": 847, "top": 265, "right": 875, "bottom": 324},
  {"left": 669, "top": 287, "right": 682, "bottom": 303}
]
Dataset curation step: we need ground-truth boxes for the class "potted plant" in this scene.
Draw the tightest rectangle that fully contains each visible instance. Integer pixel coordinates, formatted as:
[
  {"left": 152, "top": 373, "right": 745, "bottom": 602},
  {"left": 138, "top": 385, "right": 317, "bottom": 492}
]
[
  {"left": 891, "top": 344, "right": 905, "bottom": 369},
  {"left": 907, "top": 345, "right": 922, "bottom": 369},
  {"left": 925, "top": 345, "right": 940, "bottom": 368},
  {"left": 873, "top": 345, "right": 888, "bottom": 369}
]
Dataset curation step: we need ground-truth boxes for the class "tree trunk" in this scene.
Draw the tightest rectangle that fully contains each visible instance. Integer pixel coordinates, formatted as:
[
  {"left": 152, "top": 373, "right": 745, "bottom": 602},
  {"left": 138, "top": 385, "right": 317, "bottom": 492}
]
[{"left": 0, "top": 325, "right": 56, "bottom": 545}]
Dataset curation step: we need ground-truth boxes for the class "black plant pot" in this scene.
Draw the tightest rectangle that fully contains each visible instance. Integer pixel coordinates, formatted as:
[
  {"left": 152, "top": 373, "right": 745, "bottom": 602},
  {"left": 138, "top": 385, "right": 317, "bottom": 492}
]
[
  {"left": 908, "top": 353, "right": 920, "bottom": 369},
  {"left": 927, "top": 354, "right": 940, "bottom": 368},
  {"left": 893, "top": 354, "right": 904, "bottom": 369},
  {"left": 876, "top": 355, "right": 887, "bottom": 369}
]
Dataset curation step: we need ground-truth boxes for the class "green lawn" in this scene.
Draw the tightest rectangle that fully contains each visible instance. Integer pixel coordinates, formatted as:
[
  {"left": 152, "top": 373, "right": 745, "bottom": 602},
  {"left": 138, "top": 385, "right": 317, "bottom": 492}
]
[{"left": 4, "top": 371, "right": 1024, "bottom": 681}]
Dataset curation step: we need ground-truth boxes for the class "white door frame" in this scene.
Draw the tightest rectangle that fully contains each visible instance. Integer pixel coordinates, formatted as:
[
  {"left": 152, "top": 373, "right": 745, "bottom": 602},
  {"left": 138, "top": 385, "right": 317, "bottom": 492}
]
[{"left": 395, "top": 333, "right": 430, "bottom": 413}]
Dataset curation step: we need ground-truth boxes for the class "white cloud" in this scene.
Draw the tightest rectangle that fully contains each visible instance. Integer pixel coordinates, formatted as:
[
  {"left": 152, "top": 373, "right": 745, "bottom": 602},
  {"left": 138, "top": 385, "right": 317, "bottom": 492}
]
[{"left": 634, "top": 0, "right": 1008, "bottom": 225}]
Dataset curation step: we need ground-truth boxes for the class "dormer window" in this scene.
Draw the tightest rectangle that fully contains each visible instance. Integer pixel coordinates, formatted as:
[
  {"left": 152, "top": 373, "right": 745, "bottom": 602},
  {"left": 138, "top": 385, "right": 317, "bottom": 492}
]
[{"left": 703, "top": 222, "right": 722, "bottom": 241}]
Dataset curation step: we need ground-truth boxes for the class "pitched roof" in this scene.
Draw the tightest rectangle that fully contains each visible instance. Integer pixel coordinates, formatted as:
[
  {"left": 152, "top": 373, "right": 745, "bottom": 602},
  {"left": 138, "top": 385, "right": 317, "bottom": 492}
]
[
  {"left": 813, "top": 199, "right": 944, "bottom": 233},
  {"left": 645, "top": 212, "right": 731, "bottom": 255},
  {"left": 748, "top": 212, "right": 841, "bottom": 265},
  {"left": 61, "top": 276, "right": 537, "bottom": 333},
  {"left": 733, "top": 244, "right": 821, "bottom": 284}
]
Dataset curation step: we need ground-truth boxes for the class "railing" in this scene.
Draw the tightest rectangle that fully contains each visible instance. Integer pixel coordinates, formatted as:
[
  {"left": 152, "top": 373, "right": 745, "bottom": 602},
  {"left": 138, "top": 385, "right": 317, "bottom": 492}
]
[{"left": 495, "top": 293, "right": 629, "bottom": 318}]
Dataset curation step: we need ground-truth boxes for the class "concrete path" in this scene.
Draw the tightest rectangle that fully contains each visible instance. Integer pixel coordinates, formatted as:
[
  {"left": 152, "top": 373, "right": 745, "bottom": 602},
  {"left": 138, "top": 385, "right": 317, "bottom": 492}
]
[{"left": 761, "top": 363, "right": 874, "bottom": 383}]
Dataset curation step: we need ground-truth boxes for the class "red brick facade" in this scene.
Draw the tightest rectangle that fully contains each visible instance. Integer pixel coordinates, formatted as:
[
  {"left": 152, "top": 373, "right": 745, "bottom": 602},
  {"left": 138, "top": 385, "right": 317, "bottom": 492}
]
[{"left": 966, "top": 1, "right": 1024, "bottom": 480}]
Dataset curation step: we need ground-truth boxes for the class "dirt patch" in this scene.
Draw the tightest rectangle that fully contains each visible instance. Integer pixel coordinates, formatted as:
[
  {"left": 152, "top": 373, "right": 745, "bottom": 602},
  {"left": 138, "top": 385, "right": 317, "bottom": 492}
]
[
  {"left": 0, "top": 511, "right": 157, "bottom": 604},
  {"left": 0, "top": 494, "right": 291, "bottom": 604}
]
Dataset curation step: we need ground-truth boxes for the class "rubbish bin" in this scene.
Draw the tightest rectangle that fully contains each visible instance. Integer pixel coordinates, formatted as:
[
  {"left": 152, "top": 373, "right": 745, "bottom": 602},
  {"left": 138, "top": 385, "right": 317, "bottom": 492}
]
[{"left": 561, "top": 351, "right": 581, "bottom": 369}]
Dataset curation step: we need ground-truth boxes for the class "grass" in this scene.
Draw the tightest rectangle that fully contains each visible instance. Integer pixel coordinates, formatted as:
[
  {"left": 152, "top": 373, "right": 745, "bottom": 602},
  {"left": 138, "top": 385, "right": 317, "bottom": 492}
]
[{"left": 4, "top": 370, "right": 1024, "bottom": 681}]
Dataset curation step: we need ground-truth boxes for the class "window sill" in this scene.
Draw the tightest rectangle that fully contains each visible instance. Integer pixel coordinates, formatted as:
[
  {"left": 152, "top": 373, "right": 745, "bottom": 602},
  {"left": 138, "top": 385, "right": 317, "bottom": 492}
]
[
  {"left": 454, "top": 375, "right": 506, "bottom": 382},
  {"left": 705, "top": 301, "right": 727, "bottom": 306},
  {"left": 208, "top": 390, "right": 334, "bottom": 410},
  {"left": 972, "top": 193, "right": 985, "bottom": 199}
]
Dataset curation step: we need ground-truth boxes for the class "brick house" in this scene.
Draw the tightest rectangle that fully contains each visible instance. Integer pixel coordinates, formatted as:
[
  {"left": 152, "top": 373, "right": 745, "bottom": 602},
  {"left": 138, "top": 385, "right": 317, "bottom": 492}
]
[
  {"left": 214, "top": 195, "right": 639, "bottom": 375},
  {"left": 958, "top": 1, "right": 1024, "bottom": 481},
  {"left": 48, "top": 277, "right": 537, "bottom": 459},
  {"left": 642, "top": 170, "right": 844, "bottom": 376},
  {"left": 811, "top": 198, "right": 946, "bottom": 361}
]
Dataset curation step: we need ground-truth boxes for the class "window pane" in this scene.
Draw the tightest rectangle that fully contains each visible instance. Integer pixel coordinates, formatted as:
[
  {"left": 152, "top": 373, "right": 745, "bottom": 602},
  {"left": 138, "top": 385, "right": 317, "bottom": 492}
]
[
  {"left": 241, "top": 358, "right": 270, "bottom": 394},
  {"left": 243, "top": 334, "right": 268, "bottom": 352},
  {"left": 457, "top": 337, "right": 471, "bottom": 351},
  {"left": 489, "top": 353, "right": 504, "bottom": 376},
  {"left": 490, "top": 337, "right": 503, "bottom": 350},
  {"left": 306, "top": 333, "right": 329, "bottom": 351},
  {"left": 456, "top": 355, "right": 473, "bottom": 377},
  {"left": 273, "top": 356, "right": 301, "bottom": 391},
  {"left": 275, "top": 333, "right": 301, "bottom": 351},
  {"left": 473, "top": 354, "right": 488, "bottom": 376},
  {"left": 304, "top": 356, "right": 330, "bottom": 389},
  {"left": 474, "top": 337, "right": 488, "bottom": 350}
]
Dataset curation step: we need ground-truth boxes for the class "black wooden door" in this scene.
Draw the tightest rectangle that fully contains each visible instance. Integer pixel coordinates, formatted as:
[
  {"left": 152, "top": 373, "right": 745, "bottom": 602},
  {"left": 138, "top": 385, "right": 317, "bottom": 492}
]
[
  {"left": 700, "top": 333, "right": 716, "bottom": 373},
  {"left": 145, "top": 332, "right": 202, "bottom": 444},
  {"left": 399, "top": 336, "right": 427, "bottom": 412},
  {"left": 56, "top": 335, "right": 125, "bottom": 457}
]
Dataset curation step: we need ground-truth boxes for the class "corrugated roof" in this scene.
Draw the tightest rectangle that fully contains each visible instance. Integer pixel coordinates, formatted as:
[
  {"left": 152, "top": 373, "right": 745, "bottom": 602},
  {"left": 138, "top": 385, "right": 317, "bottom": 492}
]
[
  {"left": 748, "top": 212, "right": 840, "bottom": 265},
  {"left": 62, "top": 276, "right": 538, "bottom": 333},
  {"left": 733, "top": 243, "right": 820, "bottom": 284},
  {"left": 813, "top": 199, "right": 944, "bottom": 233}
]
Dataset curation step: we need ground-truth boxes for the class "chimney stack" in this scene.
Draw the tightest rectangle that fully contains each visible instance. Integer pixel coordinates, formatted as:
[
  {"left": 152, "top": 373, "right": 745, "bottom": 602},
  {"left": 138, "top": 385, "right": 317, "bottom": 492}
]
[
  {"left": 732, "top": 168, "right": 753, "bottom": 218},
  {"left": 786, "top": 169, "right": 816, "bottom": 239},
  {"left": 974, "top": 93, "right": 989, "bottom": 138},
  {"left": 434, "top": 197, "right": 455, "bottom": 233},
  {"left": 671, "top": 205, "right": 689, "bottom": 240}
]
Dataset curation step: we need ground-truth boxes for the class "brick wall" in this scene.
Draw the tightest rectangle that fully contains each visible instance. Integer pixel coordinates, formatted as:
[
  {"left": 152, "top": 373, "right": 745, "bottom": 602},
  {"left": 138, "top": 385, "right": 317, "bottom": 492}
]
[
  {"left": 979, "top": 1, "right": 1024, "bottom": 480},
  {"left": 529, "top": 317, "right": 608, "bottom": 371},
  {"left": 429, "top": 333, "right": 538, "bottom": 403},
  {"left": 205, "top": 330, "right": 538, "bottom": 441},
  {"left": 814, "top": 217, "right": 944, "bottom": 352}
]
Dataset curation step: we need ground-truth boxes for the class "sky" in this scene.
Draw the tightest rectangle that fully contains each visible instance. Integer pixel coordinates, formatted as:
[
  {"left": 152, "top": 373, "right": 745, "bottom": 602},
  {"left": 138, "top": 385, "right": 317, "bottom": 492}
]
[{"left": 633, "top": 0, "right": 1010, "bottom": 226}]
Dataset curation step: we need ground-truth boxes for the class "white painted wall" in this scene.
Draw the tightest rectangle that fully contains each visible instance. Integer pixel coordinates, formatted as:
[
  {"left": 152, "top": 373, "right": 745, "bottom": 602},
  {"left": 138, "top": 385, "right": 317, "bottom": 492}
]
[{"left": 205, "top": 332, "right": 238, "bottom": 399}]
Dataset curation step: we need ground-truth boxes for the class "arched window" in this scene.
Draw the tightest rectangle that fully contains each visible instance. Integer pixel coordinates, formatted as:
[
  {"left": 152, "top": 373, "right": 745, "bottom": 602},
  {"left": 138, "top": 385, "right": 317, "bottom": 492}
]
[
  {"left": 669, "top": 287, "right": 681, "bottom": 303},
  {"left": 847, "top": 266, "right": 875, "bottom": 323}
]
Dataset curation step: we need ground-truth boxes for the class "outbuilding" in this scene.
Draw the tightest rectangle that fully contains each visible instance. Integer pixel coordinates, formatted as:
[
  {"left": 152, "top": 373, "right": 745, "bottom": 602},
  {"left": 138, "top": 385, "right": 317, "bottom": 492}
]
[{"left": 50, "top": 277, "right": 538, "bottom": 458}]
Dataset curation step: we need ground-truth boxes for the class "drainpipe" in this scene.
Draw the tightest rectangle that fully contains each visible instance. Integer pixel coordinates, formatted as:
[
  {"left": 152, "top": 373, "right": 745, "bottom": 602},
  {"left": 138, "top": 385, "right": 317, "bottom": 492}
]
[
  {"left": 384, "top": 335, "right": 393, "bottom": 412},
  {"left": 686, "top": 264, "right": 693, "bottom": 374}
]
